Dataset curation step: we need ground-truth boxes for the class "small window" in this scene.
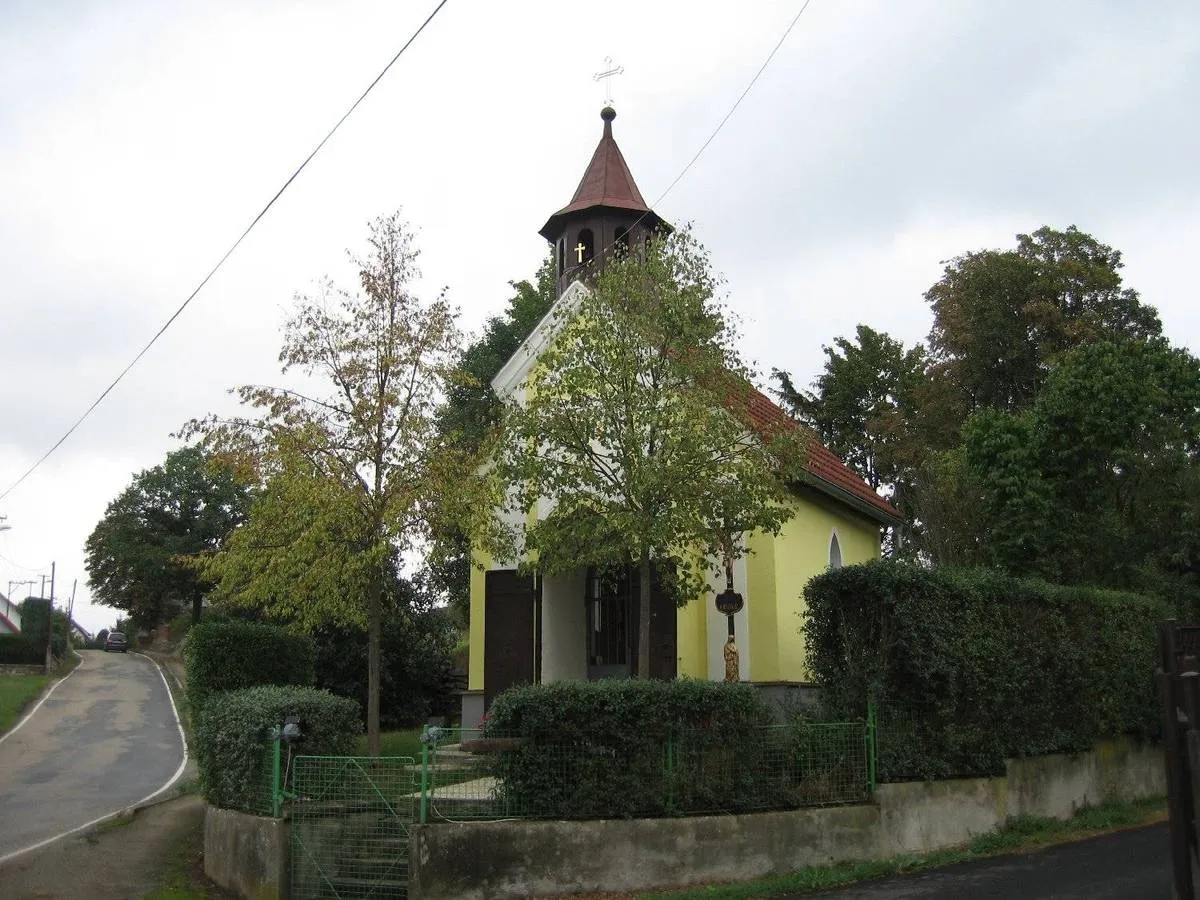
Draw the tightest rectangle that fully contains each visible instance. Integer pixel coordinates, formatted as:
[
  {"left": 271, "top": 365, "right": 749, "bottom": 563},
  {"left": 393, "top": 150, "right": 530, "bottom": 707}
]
[
  {"left": 575, "top": 229, "right": 595, "bottom": 266},
  {"left": 829, "top": 532, "right": 843, "bottom": 570},
  {"left": 615, "top": 225, "right": 630, "bottom": 256}
]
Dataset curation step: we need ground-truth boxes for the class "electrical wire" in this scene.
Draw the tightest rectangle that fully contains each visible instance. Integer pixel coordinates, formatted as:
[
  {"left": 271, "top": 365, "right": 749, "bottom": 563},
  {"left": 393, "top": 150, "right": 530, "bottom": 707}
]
[
  {"left": 0, "top": 0, "right": 810, "bottom": 503},
  {"left": 0, "top": 0, "right": 451, "bottom": 504}
]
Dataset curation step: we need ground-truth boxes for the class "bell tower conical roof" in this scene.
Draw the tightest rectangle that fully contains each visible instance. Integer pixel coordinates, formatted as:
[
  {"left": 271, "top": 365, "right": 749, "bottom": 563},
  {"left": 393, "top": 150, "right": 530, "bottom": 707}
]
[
  {"left": 539, "top": 107, "right": 668, "bottom": 297},
  {"left": 539, "top": 107, "right": 660, "bottom": 239}
]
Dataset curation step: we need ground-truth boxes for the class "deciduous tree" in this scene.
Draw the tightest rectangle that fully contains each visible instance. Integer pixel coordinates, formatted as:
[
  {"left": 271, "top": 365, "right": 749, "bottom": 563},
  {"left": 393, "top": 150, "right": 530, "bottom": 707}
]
[
  {"left": 486, "top": 230, "right": 804, "bottom": 677},
  {"left": 84, "top": 446, "right": 252, "bottom": 629},
  {"left": 185, "top": 213, "right": 486, "bottom": 753}
]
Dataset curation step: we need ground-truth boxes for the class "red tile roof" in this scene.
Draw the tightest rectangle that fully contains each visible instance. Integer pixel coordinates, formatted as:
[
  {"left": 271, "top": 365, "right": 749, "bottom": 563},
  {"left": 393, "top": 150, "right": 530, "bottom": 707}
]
[{"left": 743, "top": 386, "right": 902, "bottom": 524}]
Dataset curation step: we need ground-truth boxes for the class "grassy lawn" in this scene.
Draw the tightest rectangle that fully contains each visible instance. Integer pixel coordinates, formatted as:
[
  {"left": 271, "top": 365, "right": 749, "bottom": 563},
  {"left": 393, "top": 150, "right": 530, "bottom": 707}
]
[
  {"left": 356, "top": 727, "right": 424, "bottom": 758},
  {"left": 0, "top": 674, "right": 49, "bottom": 735},
  {"left": 646, "top": 795, "right": 1168, "bottom": 899}
]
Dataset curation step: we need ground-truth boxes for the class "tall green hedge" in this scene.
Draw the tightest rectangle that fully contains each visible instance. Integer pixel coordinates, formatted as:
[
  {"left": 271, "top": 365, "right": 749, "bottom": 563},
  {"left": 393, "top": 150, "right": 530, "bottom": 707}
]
[
  {"left": 803, "top": 561, "right": 1168, "bottom": 779},
  {"left": 0, "top": 634, "right": 41, "bottom": 664},
  {"left": 195, "top": 685, "right": 361, "bottom": 814},
  {"left": 481, "top": 678, "right": 780, "bottom": 818},
  {"left": 184, "top": 620, "right": 315, "bottom": 714}
]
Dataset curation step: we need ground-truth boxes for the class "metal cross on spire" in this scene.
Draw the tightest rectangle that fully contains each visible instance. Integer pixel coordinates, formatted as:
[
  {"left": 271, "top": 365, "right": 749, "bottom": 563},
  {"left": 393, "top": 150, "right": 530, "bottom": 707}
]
[{"left": 593, "top": 56, "right": 624, "bottom": 107}]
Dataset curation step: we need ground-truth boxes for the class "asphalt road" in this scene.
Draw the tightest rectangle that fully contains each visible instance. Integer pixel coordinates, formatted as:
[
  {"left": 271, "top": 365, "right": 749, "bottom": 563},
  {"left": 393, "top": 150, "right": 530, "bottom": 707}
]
[
  {"left": 797, "top": 823, "right": 1171, "bottom": 899},
  {"left": 0, "top": 650, "right": 185, "bottom": 862}
]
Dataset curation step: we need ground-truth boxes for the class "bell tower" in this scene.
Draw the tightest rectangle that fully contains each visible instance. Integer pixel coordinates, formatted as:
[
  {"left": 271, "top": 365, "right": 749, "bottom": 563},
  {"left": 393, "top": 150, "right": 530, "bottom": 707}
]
[{"left": 539, "top": 106, "right": 669, "bottom": 298}]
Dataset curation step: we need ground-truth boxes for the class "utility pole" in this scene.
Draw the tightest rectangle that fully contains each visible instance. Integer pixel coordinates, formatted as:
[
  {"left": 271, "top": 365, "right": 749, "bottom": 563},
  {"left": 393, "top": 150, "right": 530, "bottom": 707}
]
[{"left": 43, "top": 561, "right": 55, "bottom": 673}]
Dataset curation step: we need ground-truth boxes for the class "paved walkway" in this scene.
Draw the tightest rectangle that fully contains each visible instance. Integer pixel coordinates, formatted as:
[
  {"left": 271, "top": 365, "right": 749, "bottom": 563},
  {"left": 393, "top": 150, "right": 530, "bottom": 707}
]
[
  {"left": 795, "top": 824, "right": 1171, "bottom": 899},
  {"left": 0, "top": 650, "right": 186, "bottom": 862}
]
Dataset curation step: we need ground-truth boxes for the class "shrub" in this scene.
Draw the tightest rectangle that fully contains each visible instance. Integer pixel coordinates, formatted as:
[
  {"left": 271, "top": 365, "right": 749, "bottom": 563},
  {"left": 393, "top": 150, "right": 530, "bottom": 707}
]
[
  {"left": 481, "top": 678, "right": 777, "bottom": 818},
  {"left": 313, "top": 606, "right": 462, "bottom": 729},
  {"left": 803, "top": 560, "right": 1169, "bottom": 779},
  {"left": 184, "top": 621, "right": 315, "bottom": 714},
  {"left": 195, "top": 684, "right": 361, "bottom": 814},
  {"left": 0, "top": 634, "right": 41, "bottom": 664}
]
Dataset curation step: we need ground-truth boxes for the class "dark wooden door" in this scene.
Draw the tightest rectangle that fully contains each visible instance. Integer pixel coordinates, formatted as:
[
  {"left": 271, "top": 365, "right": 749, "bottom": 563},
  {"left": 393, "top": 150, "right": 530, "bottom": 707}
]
[
  {"left": 484, "top": 570, "right": 536, "bottom": 708},
  {"left": 647, "top": 574, "right": 678, "bottom": 680},
  {"left": 629, "top": 564, "right": 678, "bottom": 680}
]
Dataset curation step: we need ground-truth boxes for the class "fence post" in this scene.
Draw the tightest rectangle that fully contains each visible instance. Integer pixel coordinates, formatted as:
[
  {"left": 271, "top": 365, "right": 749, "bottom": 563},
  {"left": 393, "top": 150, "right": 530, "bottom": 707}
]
[
  {"left": 270, "top": 728, "right": 283, "bottom": 818},
  {"left": 419, "top": 724, "right": 430, "bottom": 825},
  {"left": 664, "top": 729, "right": 677, "bottom": 816},
  {"left": 866, "top": 697, "right": 877, "bottom": 796}
]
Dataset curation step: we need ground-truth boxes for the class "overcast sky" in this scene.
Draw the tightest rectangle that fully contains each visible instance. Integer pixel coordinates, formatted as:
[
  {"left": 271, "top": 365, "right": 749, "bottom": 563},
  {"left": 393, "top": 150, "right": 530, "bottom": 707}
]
[{"left": 1, "top": 0, "right": 1197, "bottom": 633}]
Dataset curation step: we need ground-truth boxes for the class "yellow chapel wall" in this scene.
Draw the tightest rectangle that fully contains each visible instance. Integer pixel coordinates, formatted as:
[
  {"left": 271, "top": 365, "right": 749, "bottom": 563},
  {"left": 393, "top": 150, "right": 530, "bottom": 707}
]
[
  {"left": 773, "top": 496, "right": 881, "bottom": 682},
  {"left": 467, "top": 550, "right": 489, "bottom": 691}
]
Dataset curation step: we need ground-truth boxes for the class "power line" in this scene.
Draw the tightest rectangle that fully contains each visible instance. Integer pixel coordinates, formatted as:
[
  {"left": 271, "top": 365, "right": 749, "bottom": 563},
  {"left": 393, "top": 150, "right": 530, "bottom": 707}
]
[
  {"left": 0, "top": 0, "right": 451, "bottom": 504},
  {"left": 650, "top": 0, "right": 814, "bottom": 210}
]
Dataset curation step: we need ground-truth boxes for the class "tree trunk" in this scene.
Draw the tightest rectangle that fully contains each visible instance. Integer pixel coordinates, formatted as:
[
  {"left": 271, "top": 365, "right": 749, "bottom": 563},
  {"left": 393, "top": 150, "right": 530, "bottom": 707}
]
[
  {"left": 191, "top": 591, "right": 203, "bottom": 626},
  {"left": 367, "top": 571, "right": 382, "bottom": 756},
  {"left": 638, "top": 547, "right": 652, "bottom": 678}
]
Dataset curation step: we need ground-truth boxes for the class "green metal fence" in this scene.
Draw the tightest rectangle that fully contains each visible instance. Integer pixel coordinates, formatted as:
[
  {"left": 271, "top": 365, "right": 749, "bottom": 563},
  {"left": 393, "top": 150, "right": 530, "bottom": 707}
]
[
  {"left": 416, "top": 716, "right": 874, "bottom": 824},
  {"left": 288, "top": 755, "right": 417, "bottom": 900}
]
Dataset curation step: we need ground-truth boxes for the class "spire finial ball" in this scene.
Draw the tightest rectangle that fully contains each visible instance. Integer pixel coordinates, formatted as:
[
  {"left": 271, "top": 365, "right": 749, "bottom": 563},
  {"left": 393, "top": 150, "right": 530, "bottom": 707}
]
[{"left": 601, "top": 106, "right": 616, "bottom": 122}]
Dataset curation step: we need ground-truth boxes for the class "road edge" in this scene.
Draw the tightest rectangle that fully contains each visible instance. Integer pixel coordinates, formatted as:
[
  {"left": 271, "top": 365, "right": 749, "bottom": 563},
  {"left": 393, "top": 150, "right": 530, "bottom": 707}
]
[
  {"left": 0, "top": 649, "right": 86, "bottom": 748},
  {"left": 0, "top": 651, "right": 191, "bottom": 867}
]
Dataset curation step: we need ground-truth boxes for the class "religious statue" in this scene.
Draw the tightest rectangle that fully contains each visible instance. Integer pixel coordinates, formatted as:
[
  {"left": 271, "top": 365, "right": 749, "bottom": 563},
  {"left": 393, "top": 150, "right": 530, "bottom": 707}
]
[{"left": 723, "top": 636, "right": 740, "bottom": 683}]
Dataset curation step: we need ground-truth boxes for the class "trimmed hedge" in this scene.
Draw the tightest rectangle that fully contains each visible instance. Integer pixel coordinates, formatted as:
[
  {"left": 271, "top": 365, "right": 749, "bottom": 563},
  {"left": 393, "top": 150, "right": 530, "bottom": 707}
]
[
  {"left": 184, "top": 621, "right": 315, "bottom": 714},
  {"left": 0, "top": 634, "right": 41, "bottom": 664},
  {"left": 195, "top": 685, "right": 361, "bottom": 814},
  {"left": 803, "top": 560, "right": 1169, "bottom": 779},
  {"left": 481, "top": 678, "right": 780, "bottom": 818}
]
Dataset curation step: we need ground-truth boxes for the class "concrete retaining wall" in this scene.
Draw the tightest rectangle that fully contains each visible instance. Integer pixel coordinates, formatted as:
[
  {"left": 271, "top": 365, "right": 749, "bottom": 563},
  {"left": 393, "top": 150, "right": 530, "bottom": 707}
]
[
  {"left": 204, "top": 806, "right": 289, "bottom": 900},
  {"left": 409, "top": 737, "right": 1165, "bottom": 899}
]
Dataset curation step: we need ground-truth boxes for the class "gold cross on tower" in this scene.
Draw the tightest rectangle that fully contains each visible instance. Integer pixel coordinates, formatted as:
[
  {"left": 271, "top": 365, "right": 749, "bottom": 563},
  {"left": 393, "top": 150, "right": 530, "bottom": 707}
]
[
  {"left": 593, "top": 56, "right": 624, "bottom": 107},
  {"left": 575, "top": 242, "right": 587, "bottom": 263}
]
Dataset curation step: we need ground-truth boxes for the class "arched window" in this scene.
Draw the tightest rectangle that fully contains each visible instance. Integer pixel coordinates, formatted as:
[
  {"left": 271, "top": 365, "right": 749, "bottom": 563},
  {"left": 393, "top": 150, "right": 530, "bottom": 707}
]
[
  {"left": 614, "top": 225, "right": 630, "bottom": 256},
  {"left": 829, "top": 532, "right": 843, "bottom": 570},
  {"left": 575, "top": 229, "right": 595, "bottom": 266}
]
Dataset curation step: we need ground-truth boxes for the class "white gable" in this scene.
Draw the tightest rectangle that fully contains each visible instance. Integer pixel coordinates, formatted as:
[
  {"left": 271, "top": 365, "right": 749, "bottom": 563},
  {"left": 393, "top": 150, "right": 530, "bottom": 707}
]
[{"left": 491, "top": 279, "right": 591, "bottom": 399}]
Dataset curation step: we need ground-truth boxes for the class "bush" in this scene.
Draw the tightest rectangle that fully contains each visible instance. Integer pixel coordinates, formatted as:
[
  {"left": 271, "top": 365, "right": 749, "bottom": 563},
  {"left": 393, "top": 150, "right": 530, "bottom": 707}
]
[
  {"left": 18, "top": 600, "right": 68, "bottom": 659},
  {"left": 803, "top": 560, "right": 1169, "bottom": 779},
  {"left": 0, "top": 634, "right": 42, "bottom": 664},
  {"left": 313, "top": 606, "right": 462, "bottom": 729},
  {"left": 195, "top": 685, "right": 361, "bottom": 814},
  {"left": 184, "top": 621, "right": 315, "bottom": 714},
  {"left": 481, "top": 678, "right": 777, "bottom": 818}
]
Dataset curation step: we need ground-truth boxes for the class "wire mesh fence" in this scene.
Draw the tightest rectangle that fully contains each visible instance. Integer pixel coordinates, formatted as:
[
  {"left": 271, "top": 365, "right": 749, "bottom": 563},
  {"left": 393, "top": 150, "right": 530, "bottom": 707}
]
[
  {"left": 417, "top": 720, "right": 871, "bottom": 823},
  {"left": 289, "top": 755, "right": 417, "bottom": 900}
]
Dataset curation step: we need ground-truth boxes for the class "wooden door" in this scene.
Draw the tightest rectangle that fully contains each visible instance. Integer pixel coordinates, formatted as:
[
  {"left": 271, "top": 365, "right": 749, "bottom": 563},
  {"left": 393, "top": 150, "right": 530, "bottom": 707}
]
[{"left": 483, "top": 570, "right": 536, "bottom": 708}]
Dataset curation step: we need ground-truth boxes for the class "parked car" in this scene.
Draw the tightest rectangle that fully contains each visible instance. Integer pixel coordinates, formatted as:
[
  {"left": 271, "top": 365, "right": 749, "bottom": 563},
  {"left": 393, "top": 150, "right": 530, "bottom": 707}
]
[{"left": 104, "top": 632, "right": 128, "bottom": 653}]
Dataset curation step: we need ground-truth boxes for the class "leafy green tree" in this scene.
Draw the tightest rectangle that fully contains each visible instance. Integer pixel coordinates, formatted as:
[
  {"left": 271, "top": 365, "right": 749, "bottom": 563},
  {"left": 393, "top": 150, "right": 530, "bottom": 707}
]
[
  {"left": 963, "top": 338, "right": 1200, "bottom": 589},
  {"left": 84, "top": 447, "right": 252, "bottom": 629},
  {"left": 428, "top": 257, "right": 557, "bottom": 625},
  {"left": 186, "top": 213, "right": 486, "bottom": 753},
  {"left": 925, "top": 225, "right": 1162, "bottom": 428},
  {"left": 486, "top": 230, "right": 804, "bottom": 677},
  {"left": 773, "top": 325, "right": 925, "bottom": 553}
]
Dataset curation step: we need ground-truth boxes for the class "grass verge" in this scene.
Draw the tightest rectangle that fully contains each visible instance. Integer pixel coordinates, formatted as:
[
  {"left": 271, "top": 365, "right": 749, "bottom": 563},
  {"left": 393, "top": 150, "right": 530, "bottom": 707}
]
[
  {"left": 0, "top": 674, "right": 49, "bottom": 735},
  {"left": 143, "top": 810, "right": 227, "bottom": 900},
  {"left": 356, "top": 727, "right": 423, "bottom": 758},
  {"left": 644, "top": 795, "right": 1167, "bottom": 899}
]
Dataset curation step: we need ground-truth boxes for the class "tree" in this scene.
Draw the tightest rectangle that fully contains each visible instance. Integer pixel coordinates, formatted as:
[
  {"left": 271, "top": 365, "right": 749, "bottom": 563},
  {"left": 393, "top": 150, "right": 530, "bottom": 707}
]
[
  {"left": 925, "top": 225, "right": 1162, "bottom": 429},
  {"left": 84, "top": 447, "right": 252, "bottom": 629},
  {"left": 428, "top": 257, "right": 557, "bottom": 625},
  {"left": 962, "top": 338, "right": 1200, "bottom": 589},
  {"left": 486, "top": 230, "right": 804, "bottom": 677},
  {"left": 773, "top": 325, "right": 925, "bottom": 553},
  {"left": 186, "top": 213, "right": 483, "bottom": 753}
]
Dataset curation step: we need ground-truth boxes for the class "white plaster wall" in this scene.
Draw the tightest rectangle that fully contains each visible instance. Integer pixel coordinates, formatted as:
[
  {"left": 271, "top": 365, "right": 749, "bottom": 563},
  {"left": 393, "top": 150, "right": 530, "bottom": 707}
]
[
  {"left": 706, "top": 554, "right": 750, "bottom": 682},
  {"left": 540, "top": 570, "right": 587, "bottom": 682}
]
